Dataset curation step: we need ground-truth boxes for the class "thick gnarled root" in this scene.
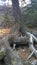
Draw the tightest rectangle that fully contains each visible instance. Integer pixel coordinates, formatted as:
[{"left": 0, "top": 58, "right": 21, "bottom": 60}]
[{"left": 26, "top": 31, "right": 37, "bottom": 59}]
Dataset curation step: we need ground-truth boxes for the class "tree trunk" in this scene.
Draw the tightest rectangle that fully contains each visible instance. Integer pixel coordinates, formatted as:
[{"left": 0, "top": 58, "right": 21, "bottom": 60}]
[{"left": 12, "top": 0, "right": 22, "bottom": 23}]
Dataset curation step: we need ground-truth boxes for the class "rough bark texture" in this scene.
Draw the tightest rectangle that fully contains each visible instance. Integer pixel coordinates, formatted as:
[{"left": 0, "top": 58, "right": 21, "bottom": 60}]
[
  {"left": 12, "top": 0, "right": 22, "bottom": 23},
  {"left": 2, "top": 37, "right": 23, "bottom": 65}
]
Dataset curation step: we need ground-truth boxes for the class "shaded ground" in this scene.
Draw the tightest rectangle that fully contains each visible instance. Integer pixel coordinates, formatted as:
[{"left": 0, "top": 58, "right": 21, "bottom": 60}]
[
  {"left": 0, "top": 27, "right": 37, "bottom": 65},
  {"left": 0, "top": 43, "right": 37, "bottom": 65},
  {"left": 16, "top": 45, "right": 37, "bottom": 61}
]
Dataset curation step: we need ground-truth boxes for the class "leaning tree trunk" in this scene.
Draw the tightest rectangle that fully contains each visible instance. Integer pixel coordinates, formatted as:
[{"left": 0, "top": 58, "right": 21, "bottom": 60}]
[{"left": 12, "top": 0, "right": 22, "bottom": 23}]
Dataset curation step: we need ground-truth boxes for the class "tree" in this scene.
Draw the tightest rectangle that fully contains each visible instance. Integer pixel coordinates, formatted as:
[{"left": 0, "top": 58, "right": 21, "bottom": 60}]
[{"left": 12, "top": 0, "right": 22, "bottom": 23}]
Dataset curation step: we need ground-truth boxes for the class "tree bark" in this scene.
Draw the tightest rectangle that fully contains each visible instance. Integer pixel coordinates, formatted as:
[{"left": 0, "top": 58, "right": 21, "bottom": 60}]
[
  {"left": 12, "top": 0, "right": 22, "bottom": 23},
  {"left": 2, "top": 37, "right": 22, "bottom": 65}
]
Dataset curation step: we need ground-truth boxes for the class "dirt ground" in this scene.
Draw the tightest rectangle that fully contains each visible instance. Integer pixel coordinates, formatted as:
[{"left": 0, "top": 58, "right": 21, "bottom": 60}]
[
  {"left": 0, "top": 27, "right": 37, "bottom": 65},
  {"left": 16, "top": 45, "right": 37, "bottom": 61}
]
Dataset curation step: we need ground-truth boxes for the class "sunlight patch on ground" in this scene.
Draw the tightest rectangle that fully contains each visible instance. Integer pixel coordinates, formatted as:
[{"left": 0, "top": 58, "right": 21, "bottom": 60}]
[{"left": 0, "top": 28, "right": 10, "bottom": 36}]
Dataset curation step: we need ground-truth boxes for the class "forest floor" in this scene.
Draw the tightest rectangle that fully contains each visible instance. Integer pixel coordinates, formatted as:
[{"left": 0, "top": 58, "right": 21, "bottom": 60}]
[
  {"left": 17, "top": 28, "right": 37, "bottom": 61},
  {"left": 0, "top": 27, "right": 37, "bottom": 65}
]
